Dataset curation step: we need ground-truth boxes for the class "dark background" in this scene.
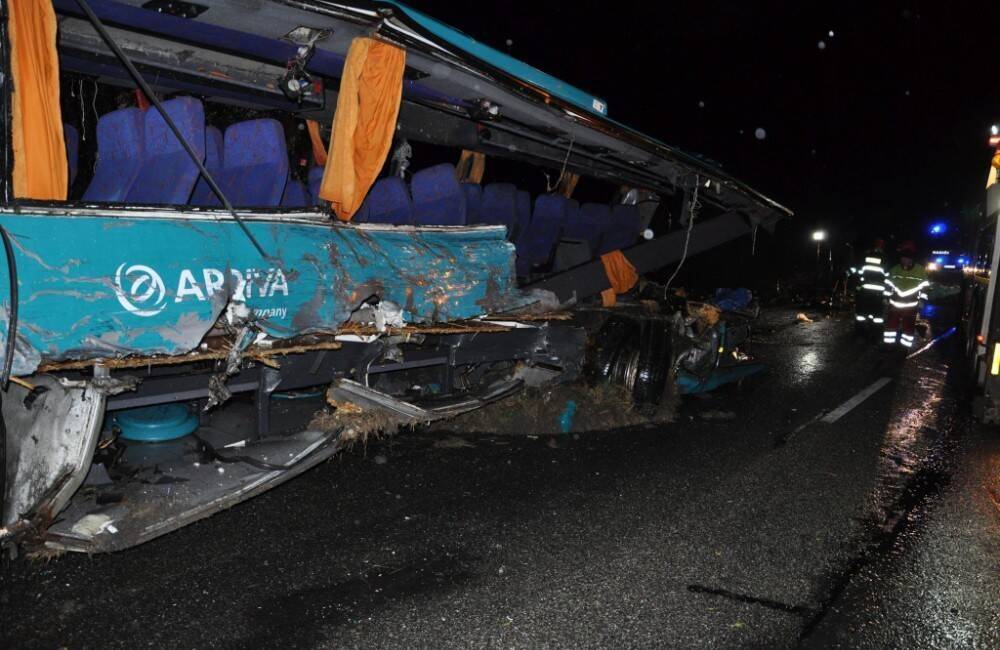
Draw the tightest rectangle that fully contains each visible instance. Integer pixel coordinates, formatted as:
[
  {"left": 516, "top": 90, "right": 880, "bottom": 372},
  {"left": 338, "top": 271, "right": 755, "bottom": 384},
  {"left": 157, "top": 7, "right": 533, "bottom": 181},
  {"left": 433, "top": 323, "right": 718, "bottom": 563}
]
[{"left": 406, "top": 0, "right": 1000, "bottom": 288}]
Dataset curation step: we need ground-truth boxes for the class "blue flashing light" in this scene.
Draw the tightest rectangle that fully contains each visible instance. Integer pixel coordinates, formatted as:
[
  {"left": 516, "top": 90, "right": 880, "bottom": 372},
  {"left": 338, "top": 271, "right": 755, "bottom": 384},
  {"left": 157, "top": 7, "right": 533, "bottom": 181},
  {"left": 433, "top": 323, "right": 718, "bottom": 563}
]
[
  {"left": 929, "top": 222, "right": 947, "bottom": 236},
  {"left": 957, "top": 256, "right": 967, "bottom": 265},
  {"left": 936, "top": 256, "right": 945, "bottom": 264}
]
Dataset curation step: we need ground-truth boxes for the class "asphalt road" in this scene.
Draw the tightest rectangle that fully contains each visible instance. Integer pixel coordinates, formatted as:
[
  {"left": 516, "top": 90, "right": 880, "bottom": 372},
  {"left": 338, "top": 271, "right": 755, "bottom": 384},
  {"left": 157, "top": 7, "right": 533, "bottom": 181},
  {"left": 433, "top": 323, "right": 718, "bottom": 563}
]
[{"left": 2, "top": 307, "right": 998, "bottom": 648}]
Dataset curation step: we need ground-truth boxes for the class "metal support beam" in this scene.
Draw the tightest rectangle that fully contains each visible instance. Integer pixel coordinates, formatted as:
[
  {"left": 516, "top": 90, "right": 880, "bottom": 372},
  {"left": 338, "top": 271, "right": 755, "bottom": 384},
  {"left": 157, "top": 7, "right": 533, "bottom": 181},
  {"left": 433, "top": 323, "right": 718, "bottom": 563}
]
[{"left": 525, "top": 212, "right": 752, "bottom": 303}]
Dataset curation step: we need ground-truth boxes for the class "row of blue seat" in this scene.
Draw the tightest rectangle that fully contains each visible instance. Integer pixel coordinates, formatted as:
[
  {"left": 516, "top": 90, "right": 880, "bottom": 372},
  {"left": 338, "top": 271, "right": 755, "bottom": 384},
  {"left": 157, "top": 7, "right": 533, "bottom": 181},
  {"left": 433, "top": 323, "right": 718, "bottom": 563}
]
[
  {"left": 81, "top": 97, "right": 310, "bottom": 208},
  {"left": 346, "top": 162, "right": 642, "bottom": 273},
  {"left": 76, "top": 98, "right": 639, "bottom": 271}
]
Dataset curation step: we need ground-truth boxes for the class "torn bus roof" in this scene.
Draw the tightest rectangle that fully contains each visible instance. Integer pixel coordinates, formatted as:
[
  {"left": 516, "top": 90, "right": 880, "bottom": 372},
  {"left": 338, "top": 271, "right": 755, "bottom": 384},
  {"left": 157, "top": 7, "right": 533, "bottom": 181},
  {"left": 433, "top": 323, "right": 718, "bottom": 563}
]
[{"left": 53, "top": 0, "right": 792, "bottom": 224}]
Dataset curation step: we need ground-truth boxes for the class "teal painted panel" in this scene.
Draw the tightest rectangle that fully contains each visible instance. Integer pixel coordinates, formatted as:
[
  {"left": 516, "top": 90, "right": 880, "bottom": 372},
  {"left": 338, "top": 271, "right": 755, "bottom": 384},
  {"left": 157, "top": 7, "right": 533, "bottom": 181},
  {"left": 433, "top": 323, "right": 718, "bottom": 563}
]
[
  {"left": 388, "top": 1, "right": 609, "bottom": 117},
  {"left": 0, "top": 213, "right": 521, "bottom": 375}
]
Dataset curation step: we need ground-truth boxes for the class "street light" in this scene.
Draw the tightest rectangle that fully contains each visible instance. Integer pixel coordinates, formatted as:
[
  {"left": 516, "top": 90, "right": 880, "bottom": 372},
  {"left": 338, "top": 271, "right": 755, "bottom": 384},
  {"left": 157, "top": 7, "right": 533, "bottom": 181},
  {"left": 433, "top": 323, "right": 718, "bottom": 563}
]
[{"left": 812, "top": 230, "right": 827, "bottom": 242}]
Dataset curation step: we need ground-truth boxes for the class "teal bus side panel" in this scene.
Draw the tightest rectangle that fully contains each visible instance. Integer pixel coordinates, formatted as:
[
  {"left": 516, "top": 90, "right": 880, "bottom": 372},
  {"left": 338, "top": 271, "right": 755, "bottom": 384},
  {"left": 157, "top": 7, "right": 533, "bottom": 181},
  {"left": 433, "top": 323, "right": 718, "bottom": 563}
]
[{"left": 0, "top": 214, "right": 519, "bottom": 376}]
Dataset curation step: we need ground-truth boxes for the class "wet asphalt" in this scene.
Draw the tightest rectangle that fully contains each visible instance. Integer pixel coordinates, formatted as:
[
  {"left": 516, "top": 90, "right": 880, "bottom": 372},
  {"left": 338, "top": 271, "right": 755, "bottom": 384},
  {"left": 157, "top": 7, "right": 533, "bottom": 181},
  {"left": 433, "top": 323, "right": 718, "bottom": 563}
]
[{"left": 1, "top": 306, "right": 998, "bottom": 649}]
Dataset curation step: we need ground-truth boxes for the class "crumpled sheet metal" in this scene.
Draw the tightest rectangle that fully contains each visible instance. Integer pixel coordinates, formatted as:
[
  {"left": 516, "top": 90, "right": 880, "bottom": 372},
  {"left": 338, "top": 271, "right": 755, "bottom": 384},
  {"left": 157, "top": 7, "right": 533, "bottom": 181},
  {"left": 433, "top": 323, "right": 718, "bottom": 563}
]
[{"left": 0, "top": 214, "right": 526, "bottom": 375}]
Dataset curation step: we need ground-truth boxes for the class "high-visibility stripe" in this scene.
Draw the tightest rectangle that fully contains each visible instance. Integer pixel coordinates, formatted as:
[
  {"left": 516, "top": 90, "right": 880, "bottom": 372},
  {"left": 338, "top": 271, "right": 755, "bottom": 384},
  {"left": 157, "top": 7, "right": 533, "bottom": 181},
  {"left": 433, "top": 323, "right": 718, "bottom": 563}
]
[
  {"left": 873, "top": 318, "right": 885, "bottom": 324},
  {"left": 862, "top": 283, "right": 886, "bottom": 291},
  {"left": 892, "top": 282, "right": 930, "bottom": 298},
  {"left": 855, "top": 315, "right": 866, "bottom": 321},
  {"left": 865, "top": 257, "right": 882, "bottom": 264},
  {"left": 862, "top": 265, "right": 887, "bottom": 274},
  {"left": 992, "top": 343, "right": 1000, "bottom": 376},
  {"left": 890, "top": 299, "right": 919, "bottom": 308},
  {"left": 899, "top": 338, "right": 913, "bottom": 348}
]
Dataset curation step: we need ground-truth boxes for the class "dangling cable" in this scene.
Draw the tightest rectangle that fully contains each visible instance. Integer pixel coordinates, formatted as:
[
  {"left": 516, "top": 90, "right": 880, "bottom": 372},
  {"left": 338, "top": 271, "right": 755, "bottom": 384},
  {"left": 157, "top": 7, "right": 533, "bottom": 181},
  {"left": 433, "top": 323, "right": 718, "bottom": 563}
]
[{"left": 664, "top": 175, "right": 701, "bottom": 296}]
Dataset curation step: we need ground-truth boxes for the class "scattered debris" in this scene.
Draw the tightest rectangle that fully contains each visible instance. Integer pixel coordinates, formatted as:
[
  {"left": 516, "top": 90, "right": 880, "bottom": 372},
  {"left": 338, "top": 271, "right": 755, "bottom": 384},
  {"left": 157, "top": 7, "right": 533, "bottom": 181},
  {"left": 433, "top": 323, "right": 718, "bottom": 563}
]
[
  {"left": 433, "top": 436, "right": 475, "bottom": 449},
  {"left": 796, "top": 313, "right": 814, "bottom": 323},
  {"left": 434, "top": 382, "right": 676, "bottom": 436},
  {"left": 700, "top": 410, "right": 736, "bottom": 421},
  {"left": 69, "top": 514, "right": 117, "bottom": 539},
  {"left": 308, "top": 393, "right": 408, "bottom": 446},
  {"left": 558, "top": 401, "right": 578, "bottom": 434}
]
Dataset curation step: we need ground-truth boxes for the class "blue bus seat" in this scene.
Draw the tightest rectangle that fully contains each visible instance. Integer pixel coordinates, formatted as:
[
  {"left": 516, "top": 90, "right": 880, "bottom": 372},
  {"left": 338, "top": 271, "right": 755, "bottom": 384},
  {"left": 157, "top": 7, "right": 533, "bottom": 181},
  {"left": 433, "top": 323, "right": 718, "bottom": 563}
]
[
  {"left": 211, "top": 119, "right": 288, "bottom": 207},
  {"left": 357, "top": 176, "right": 412, "bottom": 224},
  {"left": 411, "top": 163, "right": 466, "bottom": 225},
  {"left": 281, "top": 179, "right": 310, "bottom": 207},
  {"left": 599, "top": 204, "right": 642, "bottom": 254},
  {"left": 82, "top": 107, "right": 144, "bottom": 202},
  {"left": 190, "top": 126, "right": 224, "bottom": 205},
  {"left": 125, "top": 97, "right": 205, "bottom": 204},
  {"left": 577, "top": 202, "right": 611, "bottom": 253},
  {"left": 518, "top": 193, "right": 568, "bottom": 269},
  {"left": 308, "top": 166, "right": 325, "bottom": 204},
  {"left": 479, "top": 183, "right": 518, "bottom": 237},
  {"left": 514, "top": 190, "right": 531, "bottom": 242},
  {"left": 462, "top": 182, "right": 482, "bottom": 224}
]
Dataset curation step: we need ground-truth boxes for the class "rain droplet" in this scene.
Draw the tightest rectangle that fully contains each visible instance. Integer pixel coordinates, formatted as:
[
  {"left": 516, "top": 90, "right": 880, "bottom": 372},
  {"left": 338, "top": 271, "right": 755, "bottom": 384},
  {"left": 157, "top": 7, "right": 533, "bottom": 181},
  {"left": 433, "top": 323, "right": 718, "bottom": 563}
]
[
  {"left": 828, "top": 30, "right": 835, "bottom": 38},
  {"left": 817, "top": 40, "right": 826, "bottom": 50},
  {"left": 754, "top": 128, "right": 767, "bottom": 140},
  {"left": 698, "top": 100, "right": 705, "bottom": 108},
  {"left": 505, "top": 38, "right": 513, "bottom": 47}
]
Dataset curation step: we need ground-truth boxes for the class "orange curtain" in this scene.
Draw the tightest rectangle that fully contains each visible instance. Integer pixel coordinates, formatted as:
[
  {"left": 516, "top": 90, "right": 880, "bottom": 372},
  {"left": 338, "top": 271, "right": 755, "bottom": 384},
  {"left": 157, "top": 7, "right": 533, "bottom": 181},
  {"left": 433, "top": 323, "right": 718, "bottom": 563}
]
[
  {"left": 10, "top": 0, "right": 67, "bottom": 200},
  {"left": 318, "top": 37, "right": 406, "bottom": 221},
  {"left": 306, "top": 119, "right": 328, "bottom": 167},
  {"left": 600, "top": 250, "right": 638, "bottom": 307},
  {"left": 456, "top": 150, "right": 485, "bottom": 183}
]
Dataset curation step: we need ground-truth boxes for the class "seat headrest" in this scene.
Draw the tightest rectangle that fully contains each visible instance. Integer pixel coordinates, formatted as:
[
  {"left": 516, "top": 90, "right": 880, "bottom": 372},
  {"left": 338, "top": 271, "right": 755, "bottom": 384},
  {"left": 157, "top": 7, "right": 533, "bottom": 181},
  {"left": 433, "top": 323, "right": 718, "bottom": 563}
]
[{"left": 144, "top": 97, "right": 204, "bottom": 157}]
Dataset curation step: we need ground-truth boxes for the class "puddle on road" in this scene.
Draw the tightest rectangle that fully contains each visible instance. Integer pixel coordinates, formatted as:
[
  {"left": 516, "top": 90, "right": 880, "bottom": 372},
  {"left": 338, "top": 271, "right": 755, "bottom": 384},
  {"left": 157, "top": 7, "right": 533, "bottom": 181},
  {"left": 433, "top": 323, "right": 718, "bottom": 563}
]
[{"left": 800, "top": 354, "right": 963, "bottom": 641}]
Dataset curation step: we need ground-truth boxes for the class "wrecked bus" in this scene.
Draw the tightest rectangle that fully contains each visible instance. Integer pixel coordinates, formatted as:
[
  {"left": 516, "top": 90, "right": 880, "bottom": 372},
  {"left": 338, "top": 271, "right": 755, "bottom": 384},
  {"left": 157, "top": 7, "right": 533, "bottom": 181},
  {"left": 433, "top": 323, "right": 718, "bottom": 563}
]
[{"left": 0, "top": 0, "right": 790, "bottom": 554}]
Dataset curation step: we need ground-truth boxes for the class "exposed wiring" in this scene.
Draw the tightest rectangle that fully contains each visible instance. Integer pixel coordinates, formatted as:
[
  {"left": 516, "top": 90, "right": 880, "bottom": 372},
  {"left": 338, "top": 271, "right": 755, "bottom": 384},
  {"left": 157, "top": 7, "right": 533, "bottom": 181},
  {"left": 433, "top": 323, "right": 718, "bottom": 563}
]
[
  {"left": 545, "top": 136, "right": 575, "bottom": 192},
  {"left": 664, "top": 175, "right": 701, "bottom": 296}
]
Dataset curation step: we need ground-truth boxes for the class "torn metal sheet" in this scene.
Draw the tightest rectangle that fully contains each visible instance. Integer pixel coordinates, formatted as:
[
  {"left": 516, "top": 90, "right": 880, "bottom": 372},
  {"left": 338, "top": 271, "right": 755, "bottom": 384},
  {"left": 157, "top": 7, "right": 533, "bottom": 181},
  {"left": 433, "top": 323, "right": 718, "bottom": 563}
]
[
  {"left": 1, "top": 375, "right": 107, "bottom": 531},
  {"left": 328, "top": 377, "right": 523, "bottom": 422},
  {"left": 0, "top": 213, "right": 526, "bottom": 375}
]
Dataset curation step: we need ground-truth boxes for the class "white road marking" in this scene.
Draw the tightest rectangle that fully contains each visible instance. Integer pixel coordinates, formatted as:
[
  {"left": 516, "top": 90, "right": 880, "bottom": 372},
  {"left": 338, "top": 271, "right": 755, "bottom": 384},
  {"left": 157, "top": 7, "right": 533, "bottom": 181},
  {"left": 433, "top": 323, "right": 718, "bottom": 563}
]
[
  {"left": 820, "top": 377, "right": 893, "bottom": 424},
  {"left": 907, "top": 326, "right": 957, "bottom": 359}
]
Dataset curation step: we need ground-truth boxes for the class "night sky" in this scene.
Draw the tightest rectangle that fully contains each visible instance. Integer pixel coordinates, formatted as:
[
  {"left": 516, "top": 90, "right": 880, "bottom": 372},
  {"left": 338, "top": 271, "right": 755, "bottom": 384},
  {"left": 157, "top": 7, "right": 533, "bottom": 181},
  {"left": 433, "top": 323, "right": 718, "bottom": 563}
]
[{"left": 407, "top": 0, "right": 1000, "bottom": 251}]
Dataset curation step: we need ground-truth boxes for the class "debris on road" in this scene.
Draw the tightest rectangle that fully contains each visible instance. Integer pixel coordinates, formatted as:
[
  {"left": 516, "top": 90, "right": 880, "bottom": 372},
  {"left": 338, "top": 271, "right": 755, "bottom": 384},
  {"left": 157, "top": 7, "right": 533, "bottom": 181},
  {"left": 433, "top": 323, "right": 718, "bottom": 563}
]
[
  {"left": 700, "top": 410, "right": 737, "bottom": 421},
  {"left": 433, "top": 436, "right": 475, "bottom": 449},
  {"left": 796, "top": 313, "right": 814, "bottom": 323}
]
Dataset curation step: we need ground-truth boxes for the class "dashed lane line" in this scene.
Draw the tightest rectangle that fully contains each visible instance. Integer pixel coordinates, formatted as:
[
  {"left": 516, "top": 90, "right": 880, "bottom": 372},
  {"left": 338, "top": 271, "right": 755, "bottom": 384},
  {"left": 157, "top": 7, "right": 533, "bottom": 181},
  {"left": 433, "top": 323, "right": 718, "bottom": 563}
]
[{"left": 820, "top": 377, "right": 893, "bottom": 424}]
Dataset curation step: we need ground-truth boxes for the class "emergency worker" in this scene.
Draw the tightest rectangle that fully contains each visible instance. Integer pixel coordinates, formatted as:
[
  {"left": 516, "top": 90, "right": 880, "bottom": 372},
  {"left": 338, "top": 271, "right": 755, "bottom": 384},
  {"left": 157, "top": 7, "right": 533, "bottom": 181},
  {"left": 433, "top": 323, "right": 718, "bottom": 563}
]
[
  {"left": 851, "top": 238, "right": 888, "bottom": 326},
  {"left": 884, "top": 240, "right": 930, "bottom": 349}
]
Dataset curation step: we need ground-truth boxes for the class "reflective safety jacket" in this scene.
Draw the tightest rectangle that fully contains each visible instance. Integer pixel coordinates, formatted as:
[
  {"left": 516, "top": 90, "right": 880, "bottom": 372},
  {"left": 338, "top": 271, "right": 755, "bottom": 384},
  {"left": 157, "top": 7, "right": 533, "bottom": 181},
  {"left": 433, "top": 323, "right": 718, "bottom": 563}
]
[
  {"left": 886, "top": 263, "right": 929, "bottom": 308},
  {"left": 850, "top": 250, "right": 889, "bottom": 293}
]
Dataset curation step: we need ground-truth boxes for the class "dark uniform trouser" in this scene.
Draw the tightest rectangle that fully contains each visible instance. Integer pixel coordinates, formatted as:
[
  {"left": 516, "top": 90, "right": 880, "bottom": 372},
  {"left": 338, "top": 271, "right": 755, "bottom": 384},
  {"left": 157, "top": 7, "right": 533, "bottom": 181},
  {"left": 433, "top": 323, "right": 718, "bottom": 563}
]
[
  {"left": 884, "top": 305, "right": 917, "bottom": 348},
  {"left": 856, "top": 289, "right": 883, "bottom": 320}
]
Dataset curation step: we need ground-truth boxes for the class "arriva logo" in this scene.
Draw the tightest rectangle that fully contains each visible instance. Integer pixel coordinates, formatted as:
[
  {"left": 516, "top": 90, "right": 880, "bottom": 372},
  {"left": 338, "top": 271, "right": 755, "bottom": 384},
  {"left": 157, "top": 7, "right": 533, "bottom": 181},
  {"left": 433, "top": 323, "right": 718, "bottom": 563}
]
[
  {"left": 114, "top": 263, "right": 290, "bottom": 317},
  {"left": 115, "top": 263, "right": 167, "bottom": 316}
]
